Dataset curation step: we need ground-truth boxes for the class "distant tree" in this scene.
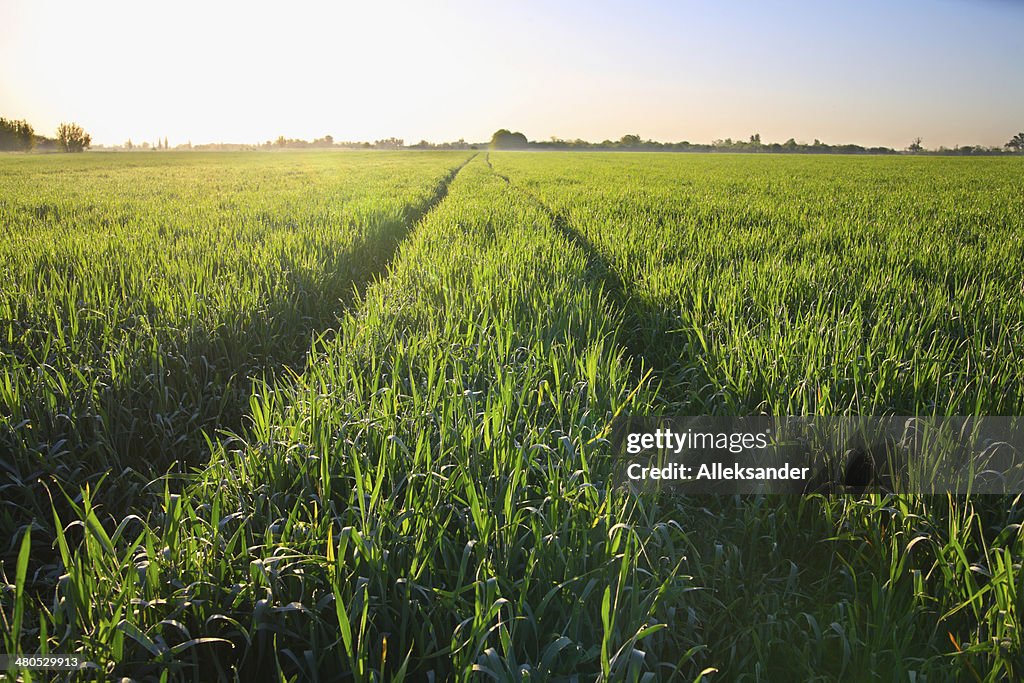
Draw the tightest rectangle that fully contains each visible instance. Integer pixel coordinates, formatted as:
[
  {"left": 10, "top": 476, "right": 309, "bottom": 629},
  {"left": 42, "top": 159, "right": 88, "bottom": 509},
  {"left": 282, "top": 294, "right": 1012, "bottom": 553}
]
[
  {"left": 20, "top": 120, "right": 35, "bottom": 150},
  {"left": 0, "top": 117, "right": 35, "bottom": 151},
  {"left": 125, "top": 138, "right": 134, "bottom": 150},
  {"left": 908, "top": 137, "right": 923, "bottom": 153},
  {"left": 490, "top": 129, "right": 529, "bottom": 149},
  {"left": 56, "top": 122, "right": 91, "bottom": 152},
  {"left": 749, "top": 133, "right": 761, "bottom": 145},
  {"left": 1007, "top": 132, "right": 1024, "bottom": 153},
  {"left": 163, "top": 136, "right": 169, "bottom": 149},
  {"left": 619, "top": 133, "right": 642, "bottom": 146}
]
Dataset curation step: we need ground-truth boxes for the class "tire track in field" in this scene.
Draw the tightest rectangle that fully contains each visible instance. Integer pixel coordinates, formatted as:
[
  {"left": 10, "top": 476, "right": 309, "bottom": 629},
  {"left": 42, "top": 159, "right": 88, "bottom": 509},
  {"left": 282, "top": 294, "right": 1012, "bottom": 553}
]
[
  {"left": 386, "top": 153, "right": 478, "bottom": 281},
  {"left": 194, "top": 152, "right": 479, "bottom": 456},
  {"left": 351, "top": 152, "right": 478, "bottom": 298},
  {"left": 484, "top": 152, "right": 694, "bottom": 407},
  {"left": 0, "top": 153, "right": 480, "bottom": 593}
]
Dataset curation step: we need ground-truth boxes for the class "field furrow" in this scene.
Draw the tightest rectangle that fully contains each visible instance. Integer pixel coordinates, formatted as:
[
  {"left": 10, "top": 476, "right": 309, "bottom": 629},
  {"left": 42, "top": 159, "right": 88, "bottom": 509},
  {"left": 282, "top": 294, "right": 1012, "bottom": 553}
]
[
  {"left": 490, "top": 152, "right": 1024, "bottom": 416},
  {"left": 485, "top": 152, "right": 696, "bottom": 409},
  {"left": 0, "top": 151, "right": 471, "bottom": 570}
]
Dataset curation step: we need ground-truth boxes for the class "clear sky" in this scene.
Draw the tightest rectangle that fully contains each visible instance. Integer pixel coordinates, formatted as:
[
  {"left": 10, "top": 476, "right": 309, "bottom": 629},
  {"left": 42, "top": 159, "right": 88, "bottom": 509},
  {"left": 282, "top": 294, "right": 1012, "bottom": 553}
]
[{"left": 2, "top": 0, "right": 1022, "bottom": 148}]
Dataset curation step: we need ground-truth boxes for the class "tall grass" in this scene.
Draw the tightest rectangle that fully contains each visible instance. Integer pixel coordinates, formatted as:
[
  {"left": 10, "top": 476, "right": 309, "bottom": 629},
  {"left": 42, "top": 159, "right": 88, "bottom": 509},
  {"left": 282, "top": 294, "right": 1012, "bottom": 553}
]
[
  {"left": 491, "top": 152, "right": 1024, "bottom": 416},
  {"left": 491, "top": 151, "right": 1024, "bottom": 679},
  {"left": 0, "top": 151, "right": 466, "bottom": 558},
  {"left": 2, "top": 151, "right": 1023, "bottom": 680}
]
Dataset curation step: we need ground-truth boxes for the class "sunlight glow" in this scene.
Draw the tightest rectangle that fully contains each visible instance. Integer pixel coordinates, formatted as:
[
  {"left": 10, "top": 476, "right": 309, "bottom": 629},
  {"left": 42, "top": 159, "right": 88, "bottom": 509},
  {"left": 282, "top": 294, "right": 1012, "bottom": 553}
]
[{"left": 1, "top": 0, "right": 1022, "bottom": 147}]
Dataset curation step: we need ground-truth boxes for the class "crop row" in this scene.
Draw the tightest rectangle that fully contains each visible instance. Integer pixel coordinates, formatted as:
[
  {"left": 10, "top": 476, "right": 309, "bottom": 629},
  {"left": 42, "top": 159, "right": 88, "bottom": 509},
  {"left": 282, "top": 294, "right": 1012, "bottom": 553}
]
[
  {"left": 0, "top": 151, "right": 466, "bottom": 586},
  {"left": 491, "top": 152, "right": 1024, "bottom": 415}
]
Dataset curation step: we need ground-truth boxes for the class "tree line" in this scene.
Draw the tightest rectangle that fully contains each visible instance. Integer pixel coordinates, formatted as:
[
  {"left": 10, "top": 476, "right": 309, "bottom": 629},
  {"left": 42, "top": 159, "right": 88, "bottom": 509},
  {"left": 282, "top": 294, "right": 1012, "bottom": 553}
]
[
  {"left": 4, "top": 115, "right": 1023, "bottom": 155},
  {"left": 101, "top": 136, "right": 478, "bottom": 152},
  {"left": 255, "top": 136, "right": 475, "bottom": 151},
  {"left": 0, "top": 118, "right": 91, "bottom": 152},
  {"left": 492, "top": 129, "right": 1024, "bottom": 155}
]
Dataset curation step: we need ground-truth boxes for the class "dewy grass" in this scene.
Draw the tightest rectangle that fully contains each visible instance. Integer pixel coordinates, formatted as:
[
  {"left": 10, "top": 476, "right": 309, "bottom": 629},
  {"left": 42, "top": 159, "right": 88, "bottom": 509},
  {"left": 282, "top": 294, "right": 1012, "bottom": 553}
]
[
  {"left": 1, "top": 151, "right": 1023, "bottom": 680},
  {"left": 0, "top": 150, "right": 466, "bottom": 561},
  {"left": 491, "top": 152, "right": 1024, "bottom": 416}
]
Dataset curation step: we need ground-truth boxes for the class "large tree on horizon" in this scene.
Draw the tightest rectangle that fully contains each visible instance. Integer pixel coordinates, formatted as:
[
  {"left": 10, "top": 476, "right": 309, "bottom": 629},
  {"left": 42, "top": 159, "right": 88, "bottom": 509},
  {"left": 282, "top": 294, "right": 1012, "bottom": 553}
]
[
  {"left": 490, "top": 129, "right": 529, "bottom": 150},
  {"left": 1007, "top": 132, "right": 1024, "bottom": 153},
  {"left": 57, "top": 122, "right": 91, "bottom": 152}
]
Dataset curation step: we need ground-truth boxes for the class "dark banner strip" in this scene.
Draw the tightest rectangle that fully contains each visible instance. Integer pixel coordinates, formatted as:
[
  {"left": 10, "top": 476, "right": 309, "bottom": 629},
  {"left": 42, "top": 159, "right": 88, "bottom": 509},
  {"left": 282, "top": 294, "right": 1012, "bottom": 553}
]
[{"left": 611, "top": 417, "right": 1024, "bottom": 494}]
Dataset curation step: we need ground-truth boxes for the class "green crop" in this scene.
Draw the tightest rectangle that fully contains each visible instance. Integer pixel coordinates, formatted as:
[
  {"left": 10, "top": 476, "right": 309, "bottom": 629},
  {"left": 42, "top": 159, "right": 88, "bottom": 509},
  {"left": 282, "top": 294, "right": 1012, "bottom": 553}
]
[
  {"left": 0, "top": 151, "right": 464, "bottom": 542},
  {"left": 2, "top": 151, "right": 1022, "bottom": 681}
]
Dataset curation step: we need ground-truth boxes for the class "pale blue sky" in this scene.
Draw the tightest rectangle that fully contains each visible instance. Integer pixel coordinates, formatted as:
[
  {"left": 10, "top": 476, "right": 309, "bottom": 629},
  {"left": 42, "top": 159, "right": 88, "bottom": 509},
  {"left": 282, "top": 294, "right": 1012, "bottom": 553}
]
[{"left": 1, "top": 0, "right": 1022, "bottom": 147}]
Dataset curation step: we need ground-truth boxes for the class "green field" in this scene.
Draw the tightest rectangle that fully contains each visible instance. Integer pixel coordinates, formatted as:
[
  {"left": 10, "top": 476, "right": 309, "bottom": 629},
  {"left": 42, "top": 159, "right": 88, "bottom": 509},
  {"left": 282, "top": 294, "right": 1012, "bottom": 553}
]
[{"left": 2, "top": 151, "right": 1023, "bottom": 680}]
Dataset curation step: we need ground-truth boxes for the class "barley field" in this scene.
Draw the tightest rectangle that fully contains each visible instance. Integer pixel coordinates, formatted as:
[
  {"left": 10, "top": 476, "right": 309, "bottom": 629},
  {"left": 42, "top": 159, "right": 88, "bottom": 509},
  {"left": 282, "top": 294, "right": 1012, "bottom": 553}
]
[{"left": 2, "top": 150, "right": 1023, "bottom": 681}]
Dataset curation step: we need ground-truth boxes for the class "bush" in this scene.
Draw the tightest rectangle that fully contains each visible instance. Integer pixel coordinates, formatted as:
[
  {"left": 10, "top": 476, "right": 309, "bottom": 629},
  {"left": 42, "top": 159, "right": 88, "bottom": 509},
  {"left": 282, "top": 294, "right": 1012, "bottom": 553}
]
[{"left": 56, "top": 122, "right": 91, "bottom": 152}]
